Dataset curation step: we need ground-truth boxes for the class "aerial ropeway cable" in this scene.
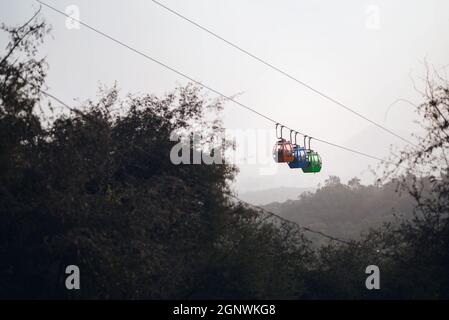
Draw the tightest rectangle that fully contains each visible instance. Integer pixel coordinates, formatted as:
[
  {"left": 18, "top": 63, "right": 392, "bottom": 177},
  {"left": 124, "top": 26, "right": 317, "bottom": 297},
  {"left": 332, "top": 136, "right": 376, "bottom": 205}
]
[
  {"left": 150, "top": 0, "right": 416, "bottom": 147},
  {"left": 37, "top": 0, "right": 397, "bottom": 167}
]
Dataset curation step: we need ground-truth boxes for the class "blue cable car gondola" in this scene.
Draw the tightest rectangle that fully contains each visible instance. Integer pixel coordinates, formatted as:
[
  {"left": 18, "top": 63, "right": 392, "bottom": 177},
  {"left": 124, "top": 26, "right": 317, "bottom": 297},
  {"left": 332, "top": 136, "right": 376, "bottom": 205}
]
[{"left": 288, "top": 132, "right": 309, "bottom": 169}]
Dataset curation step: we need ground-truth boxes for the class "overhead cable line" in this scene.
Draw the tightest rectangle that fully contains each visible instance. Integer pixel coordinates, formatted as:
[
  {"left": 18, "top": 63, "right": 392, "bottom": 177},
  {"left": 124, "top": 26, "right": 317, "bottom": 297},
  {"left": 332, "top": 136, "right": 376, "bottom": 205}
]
[
  {"left": 150, "top": 0, "right": 416, "bottom": 146},
  {"left": 37, "top": 0, "right": 396, "bottom": 165},
  {"left": 36, "top": 88, "right": 353, "bottom": 245}
]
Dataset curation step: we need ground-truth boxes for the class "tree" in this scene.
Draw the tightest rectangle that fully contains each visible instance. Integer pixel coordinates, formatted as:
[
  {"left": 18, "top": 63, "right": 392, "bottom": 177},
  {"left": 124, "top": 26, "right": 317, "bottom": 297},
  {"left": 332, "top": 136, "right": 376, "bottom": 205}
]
[
  {"left": 348, "top": 177, "right": 361, "bottom": 190},
  {"left": 379, "top": 67, "right": 449, "bottom": 298}
]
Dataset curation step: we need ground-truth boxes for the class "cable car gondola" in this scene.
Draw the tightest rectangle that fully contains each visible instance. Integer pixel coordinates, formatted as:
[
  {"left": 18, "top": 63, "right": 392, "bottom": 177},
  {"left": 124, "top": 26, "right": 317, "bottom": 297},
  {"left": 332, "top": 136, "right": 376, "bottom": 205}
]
[
  {"left": 302, "top": 137, "right": 322, "bottom": 173},
  {"left": 273, "top": 124, "right": 295, "bottom": 163},
  {"left": 288, "top": 132, "right": 309, "bottom": 169}
]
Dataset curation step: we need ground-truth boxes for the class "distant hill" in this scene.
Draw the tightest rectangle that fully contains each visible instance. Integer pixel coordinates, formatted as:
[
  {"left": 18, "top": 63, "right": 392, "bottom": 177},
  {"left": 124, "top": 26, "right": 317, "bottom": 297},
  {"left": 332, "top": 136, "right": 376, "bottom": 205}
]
[
  {"left": 238, "top": 187, "right": 314, "bottom": 205},
  {"left": 261, "top": 176, "right": 416, "bottom": 243}
]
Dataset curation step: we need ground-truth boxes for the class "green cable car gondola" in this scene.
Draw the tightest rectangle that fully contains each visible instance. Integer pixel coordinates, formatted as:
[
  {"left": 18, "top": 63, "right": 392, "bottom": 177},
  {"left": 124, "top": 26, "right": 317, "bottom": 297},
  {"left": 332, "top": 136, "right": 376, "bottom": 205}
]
[{"left": 302, "top": 137, "right": 322, "bottom": 173}]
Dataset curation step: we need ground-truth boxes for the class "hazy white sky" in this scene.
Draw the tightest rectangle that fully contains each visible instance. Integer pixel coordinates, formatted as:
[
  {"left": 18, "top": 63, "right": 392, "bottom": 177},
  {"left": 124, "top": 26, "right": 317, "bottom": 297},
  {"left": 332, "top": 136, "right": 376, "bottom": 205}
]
[{"left": 1, "top": 0, "right": 449, "bottom": 193}]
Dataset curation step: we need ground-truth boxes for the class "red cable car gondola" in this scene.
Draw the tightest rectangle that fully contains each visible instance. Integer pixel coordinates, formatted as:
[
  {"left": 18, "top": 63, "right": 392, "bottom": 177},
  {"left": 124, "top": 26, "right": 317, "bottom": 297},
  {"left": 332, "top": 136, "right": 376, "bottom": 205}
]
[{"left": 273, "top": 124, "right": 295, "bottom": 163}]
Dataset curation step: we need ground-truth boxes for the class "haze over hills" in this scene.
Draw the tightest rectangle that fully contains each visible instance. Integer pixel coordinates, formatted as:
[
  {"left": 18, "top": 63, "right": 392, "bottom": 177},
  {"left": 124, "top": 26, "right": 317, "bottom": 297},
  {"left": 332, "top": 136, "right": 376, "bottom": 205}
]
[
  {"left": 262, "top": 176, "right": 416, "bottom": 243},
  {"left": 238, "top": 187, "right": 314, "bottom": 205}
]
